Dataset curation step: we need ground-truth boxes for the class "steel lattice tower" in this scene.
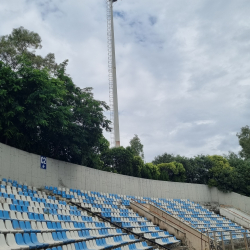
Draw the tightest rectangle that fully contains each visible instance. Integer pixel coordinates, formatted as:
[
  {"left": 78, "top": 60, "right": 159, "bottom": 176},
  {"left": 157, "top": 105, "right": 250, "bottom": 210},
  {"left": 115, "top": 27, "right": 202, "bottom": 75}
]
[{"left": 106, "top": 0, "right": 120, "bottom": 147}]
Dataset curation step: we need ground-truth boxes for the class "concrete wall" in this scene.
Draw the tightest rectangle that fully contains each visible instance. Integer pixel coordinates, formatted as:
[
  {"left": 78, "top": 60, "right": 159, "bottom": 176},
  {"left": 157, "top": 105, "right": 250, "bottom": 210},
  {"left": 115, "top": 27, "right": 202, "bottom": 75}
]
[
  {"left": 0, "top": 143, "right": 250, "bottom": 214},
  {"left": 220, "top": 208, "right": 250, "bottom": 229}
]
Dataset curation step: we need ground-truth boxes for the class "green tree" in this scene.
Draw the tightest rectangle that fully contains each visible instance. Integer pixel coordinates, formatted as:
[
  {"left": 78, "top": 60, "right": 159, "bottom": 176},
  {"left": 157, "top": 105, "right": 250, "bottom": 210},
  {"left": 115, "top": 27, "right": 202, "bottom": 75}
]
[
  {"left": 141, "top": 163, "right": 160, "bottom": 180},
  {"left": 0, "top": 26, "right": 61, "bottom": 74},
  {"left": 207, "top": 155, "right": 235, "bottom": 192},
  {"left": 192, "top": 155, "right": 214, "bottom": 184},
  {"left": 225, "top": 152, "right": 250, "bottom": 196},
  {"left": 157, "top": 162, "right": 186, "bottom": 182},
  {"left": 0, "top": 27, "right": 111, "bottom": 168},
  {"left": 237, "top": 126, "right": 250, "bottom": 160},
  {"left": 101, "top": 146, "right": 134, "bottom": 176},
  {"left": 152, "top": 153, "right": 175, "bottom": 165},
  {"left": 129, "top": 134, "right": 144, "bottom": 159},
  {"left": 132, "top": 156, "right": 144, "bottom": 177},
  {"left": 0, "top": 59, "right": 68, "bottom": 148},
  {"left": 141, "top": 164, "right": 152, "bottom": 179}
]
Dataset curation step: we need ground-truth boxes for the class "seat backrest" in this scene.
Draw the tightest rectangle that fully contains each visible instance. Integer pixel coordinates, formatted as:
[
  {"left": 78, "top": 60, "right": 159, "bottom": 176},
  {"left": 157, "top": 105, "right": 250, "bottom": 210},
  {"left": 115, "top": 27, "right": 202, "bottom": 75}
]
[
  {"left": 15, "top": 233, "right": 25, "bottom": 245},
  {"left": 23, "top": 233, "right": 33, "bottom": 244},
  {"left": 12, "top": 220, "right": 21, "bottom": 229},
  {"left": 0, "top": 219, "right": 6, "bottom": 230},
  {"left": 37, "top": 233, "right": 45, "bottom": 243}
]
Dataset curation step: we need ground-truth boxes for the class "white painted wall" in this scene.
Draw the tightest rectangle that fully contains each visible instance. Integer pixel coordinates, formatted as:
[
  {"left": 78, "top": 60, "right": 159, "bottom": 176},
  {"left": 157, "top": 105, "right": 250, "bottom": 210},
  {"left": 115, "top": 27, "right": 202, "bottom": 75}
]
[
  {"left": 220, "top": 208, "right": 250, "bottom": 229},
  {"left": 0, "top": 143, "right": 250, "bottom": 214}
]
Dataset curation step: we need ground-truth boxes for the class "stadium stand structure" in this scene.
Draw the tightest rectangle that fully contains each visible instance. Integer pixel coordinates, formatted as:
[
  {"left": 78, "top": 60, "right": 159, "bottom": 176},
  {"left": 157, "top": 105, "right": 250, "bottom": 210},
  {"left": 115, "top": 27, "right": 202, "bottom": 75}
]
[
  {"left": 0, "top": 176, "right": 250, "bottom": 250},
  {"left": 43, "top": 184, "right": 250, "bottom": 249},
  {"left": 0, "top": 177, "right": 180, "bottom": 250},
  {"left": 1, "top": 145, "right": 250, "bottom": 249}
]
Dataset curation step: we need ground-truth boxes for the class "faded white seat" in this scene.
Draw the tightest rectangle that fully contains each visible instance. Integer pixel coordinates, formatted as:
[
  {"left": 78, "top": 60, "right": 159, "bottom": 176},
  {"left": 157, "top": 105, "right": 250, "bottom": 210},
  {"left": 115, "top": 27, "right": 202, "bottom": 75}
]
[
  {"left": 6, "top": 233, "right": 29, "bottom": 249},
  {"left": 0, "top": 220, "right": 8, "bottom": 233},
  {"left": 0, "top": 234, "right": 12, "bottom": 250},
  {"left": 5, "top": 220, "right": 22, "bottom": 233},
  {"left": 9, "top": 211, "right": 17, "bottom": 220}
]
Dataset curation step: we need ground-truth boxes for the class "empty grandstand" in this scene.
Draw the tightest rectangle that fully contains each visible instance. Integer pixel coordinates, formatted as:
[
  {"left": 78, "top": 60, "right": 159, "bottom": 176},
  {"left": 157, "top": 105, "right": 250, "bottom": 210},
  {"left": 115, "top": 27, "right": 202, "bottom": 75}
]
[{"left": 0, "top": 143, "right": 250, "bottom": 250}]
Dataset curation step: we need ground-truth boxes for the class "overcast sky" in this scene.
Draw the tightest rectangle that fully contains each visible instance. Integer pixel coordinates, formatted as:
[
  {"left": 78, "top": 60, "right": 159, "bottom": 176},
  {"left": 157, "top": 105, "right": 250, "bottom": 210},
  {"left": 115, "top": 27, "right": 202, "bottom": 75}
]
[{"left": 1, "top": 0, "right": 250, "bottom": 162}]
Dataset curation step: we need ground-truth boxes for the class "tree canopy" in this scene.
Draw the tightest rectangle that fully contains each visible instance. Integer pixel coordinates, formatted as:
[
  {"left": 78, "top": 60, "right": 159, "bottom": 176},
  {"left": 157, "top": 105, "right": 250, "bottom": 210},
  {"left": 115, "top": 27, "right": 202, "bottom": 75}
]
[
  {"left": 0, "top": 27, "right": 111, "bottom": 167},
  {"left": 1, "top": 27, "right": 250, "bottom": 198},
  {"left": 237, "top": 125, "right": 250, "bottom": 160},
  {"left": 129, "top": 134, "right": 144, "bottom": 159}
]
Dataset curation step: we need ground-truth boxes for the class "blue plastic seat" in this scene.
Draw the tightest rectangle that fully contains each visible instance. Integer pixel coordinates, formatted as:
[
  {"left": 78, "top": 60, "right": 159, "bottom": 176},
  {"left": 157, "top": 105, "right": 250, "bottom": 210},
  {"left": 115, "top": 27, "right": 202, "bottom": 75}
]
[
  {"left": 47, "top": 221, "right": 54, "bottom": 231},
  {"left": 23, "top": 233, "right": 37, "bottom": 249},
  {"left": 16, "top": 205, "right": 23, "bottom": 212},
  {"left": 19, "top": 200, "right": 25, "bottom": 206},
  {"left": 31, "top": 232, "right": 48, "bottom": 248},
  {"left": 28, "top": 212, "right": 35, "bottom": 220},
  {"left": 52, "top": 232, "right": 62, "bottom": 243},
  {"left": 19, "top": 221, "right": 30, "bottom": 232},
  {"left": 15, "top": 233, "right": 28, "bottom": 248},
  {"left": 39, "top": 213, "right": 45, "bottom": 221},
  {"left": 22, "top": 206, "right": 28, "bottom": 213},
  {"left": 0, "top": 210, "right": 4, "bottom": 220},
  {"left": 12, "top": 220, "right": 23, "bottom": 231},
  {"left": 60, "top": 231, "right": 71, "bottom": 243},
  {"left": 26, "top": 221, "right": 39, "bottom": 233},
  {"left": 56, "top": 222, "right": 64, "bottom": 231},
  {"left": 3, "top": 211, "right": 11, "bottom": 220}
]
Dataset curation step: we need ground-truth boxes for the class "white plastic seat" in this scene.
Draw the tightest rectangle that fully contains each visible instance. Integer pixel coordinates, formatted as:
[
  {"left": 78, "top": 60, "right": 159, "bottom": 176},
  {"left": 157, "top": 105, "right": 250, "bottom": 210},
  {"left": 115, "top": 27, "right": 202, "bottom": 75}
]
[
  {"left": 42, "top": 232, "right": 55, "bottom": 245},
  {"left": 38, "top": 208, "right": 44, "bottom": 214},
  {"left": 0, "top": 234, "right": 12, "bottom": 250},
  {"left": 9, "top": 211, "right": 17, "bottom": 220},
  {"left": 7, "top": 189, "right": 12, "bottom": 195},
  {"left": 36, "top": 222, "right": 47, "bottom": 232},
  {"left": 42, "top": 221, "right": 50, "bottom": 231},
  {"left": 12, "top": 190, "right": 17, "bottom": 195},
  {"left": 72, "top": 231, "right": 82, "bottom": 241},
  {"left": 30, "top": 221, "right": 39, "bottom": 231},
  {"left": 16, "top": 212, "right": 25, "bottom": 221},
  {"left": 60, "top": 222, "right": 68, "bottom": 230},
  {"left": 6, "top": 198, "right": 12, "bottom": 204},
  {"left": 5, "top": 220, "right": 22, "bottom": 233},
  {"left": 21, "top": 196, "right": 27, "bottom": 201},
  {"left": 26, "top": 196, "right": 31, "bottom": 202},
  {"left": 63, "top": 245, "right": 73, "bottom": 250},
  {"left": 48, "top": 232, "right": 63, "bottom": 245},
  {"left": 36, "top": 233, "right": 47, "bottom": 246},
  {"left": 44, "top": 214, "right": 50, "bottom": 221},
  {"left": 53, "top": 215, "right": 59, "bottom": 221},
  {"left": 29, "top": 201, "right": 34, "bottom": 207},
  {"left": 34, "top": 202, "right": 41, "bottom": 209},
  {"left": 69, "top": 222, "right": 75, "bottom": 230},
  {"left": 33, "top": 207, "right": 39, "bottom": 214},
  {"left": 39, "top": 203, "right": 45, "bottom": 209},
  {"left": 0, "top": 220, "right": 8, "bottom": 233},
  {"left": 49, "top": 214, "right": 55, "bottom": 221},
  {"left": 6, "top": 233, "right": 29, "bottom": 250}
]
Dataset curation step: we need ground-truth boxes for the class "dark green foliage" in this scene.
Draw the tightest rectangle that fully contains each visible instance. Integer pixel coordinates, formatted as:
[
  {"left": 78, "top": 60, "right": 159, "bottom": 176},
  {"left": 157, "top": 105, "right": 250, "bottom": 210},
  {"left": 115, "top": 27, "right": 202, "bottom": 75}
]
[
  {"left": 0, "top": 27, "right": 111, "bottom": 167},
  {"left": 157, "top": 162, "right": 185, "bottom": 182},
  {"left": 101, "top": 146, "right": 134, "bottom": 175},
  {"left": 0, "top": 26, "right": 60, "bottom": 74},
  {"left": 0, "top": 58, "right": 111, "bottom": 167},
  {"left": 237, "top": 126, "right": 250, "bottom": 160},
  {"left": 129, "top": 134, "right": 144, "bottom": 159}
]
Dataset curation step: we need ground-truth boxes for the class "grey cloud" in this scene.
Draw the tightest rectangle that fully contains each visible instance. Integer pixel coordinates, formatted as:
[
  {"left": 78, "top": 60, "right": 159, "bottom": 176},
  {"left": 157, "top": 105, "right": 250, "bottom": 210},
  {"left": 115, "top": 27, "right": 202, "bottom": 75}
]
[{"left": 1, "top": 0, "right": 250, "bottom": 162}]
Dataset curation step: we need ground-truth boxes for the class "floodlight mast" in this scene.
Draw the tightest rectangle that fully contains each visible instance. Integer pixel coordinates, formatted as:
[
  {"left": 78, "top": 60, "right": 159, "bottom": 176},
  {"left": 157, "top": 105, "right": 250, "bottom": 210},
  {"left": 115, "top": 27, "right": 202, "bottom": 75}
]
[{"left": 107, "top": 0, "right": 120, "bottom": 147}]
